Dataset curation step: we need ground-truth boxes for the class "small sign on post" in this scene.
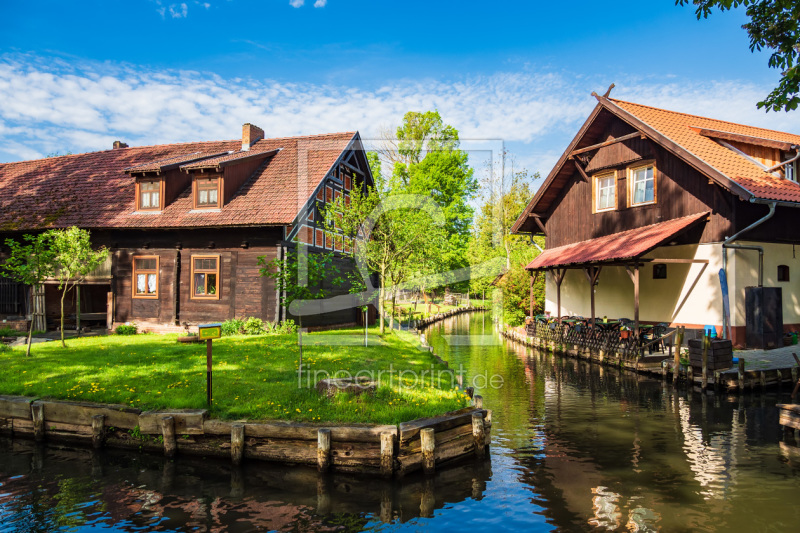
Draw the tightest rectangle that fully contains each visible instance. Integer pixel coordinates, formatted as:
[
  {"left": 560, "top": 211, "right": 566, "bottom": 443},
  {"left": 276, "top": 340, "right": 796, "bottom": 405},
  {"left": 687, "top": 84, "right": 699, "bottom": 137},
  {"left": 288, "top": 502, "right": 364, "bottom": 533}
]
[{"left": 198, "top": 323, "right": 222, "bottom": 406}]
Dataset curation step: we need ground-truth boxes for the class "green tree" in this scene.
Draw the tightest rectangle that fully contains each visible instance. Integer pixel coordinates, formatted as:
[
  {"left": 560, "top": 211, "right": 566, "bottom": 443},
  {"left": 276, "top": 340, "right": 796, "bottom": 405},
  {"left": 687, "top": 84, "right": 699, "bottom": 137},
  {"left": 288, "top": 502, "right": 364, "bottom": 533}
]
[
  {"left": 48, "top": 227, "right": 109, "bottom": 348},
  {"left": 259, "top": 249, "right": 343, "bottom": 366},
  {"left": 326, "top": 186, "right": 445, "bottom": 334},
  {"left": 2, "top": 233, "right": 56, "bottom": 356},
  {"left": 677, "top": 0, "right": 800, "bottom": 111}
]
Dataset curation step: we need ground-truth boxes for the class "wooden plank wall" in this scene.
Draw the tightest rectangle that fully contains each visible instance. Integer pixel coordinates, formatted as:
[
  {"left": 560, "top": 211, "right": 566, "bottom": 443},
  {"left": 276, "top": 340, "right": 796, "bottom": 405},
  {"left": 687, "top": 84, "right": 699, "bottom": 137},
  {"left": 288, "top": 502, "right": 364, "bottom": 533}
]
[{"left": 544, "top": 117, "right": 735, "bottom": 249}]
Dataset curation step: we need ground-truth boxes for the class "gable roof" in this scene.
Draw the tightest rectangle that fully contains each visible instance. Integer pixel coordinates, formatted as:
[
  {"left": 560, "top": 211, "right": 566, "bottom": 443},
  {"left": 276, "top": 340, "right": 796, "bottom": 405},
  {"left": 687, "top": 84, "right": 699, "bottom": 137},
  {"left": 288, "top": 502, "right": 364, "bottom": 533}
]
[
  {"left": 513, "top": 95, "right": 800, "bottom": 234},
  {"left": 0, "top": 132, "right": 357, "bottom": 231}
]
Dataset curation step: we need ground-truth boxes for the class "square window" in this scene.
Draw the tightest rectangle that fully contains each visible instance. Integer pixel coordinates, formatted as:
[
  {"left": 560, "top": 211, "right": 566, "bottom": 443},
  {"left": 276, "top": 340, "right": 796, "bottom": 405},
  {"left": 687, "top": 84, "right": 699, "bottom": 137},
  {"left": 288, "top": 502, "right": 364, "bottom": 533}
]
[
  {"left": 778, "top": 265, "right": 790, "bottom": 282},
  {"left": 138, "top": 180, "right": 161, "bottom": 211},
  {"left": 191, "top": 256, "right": 220, "bottom": 299},
  {"left": 132, "top": 255, "right": 159, "bottom": 298},
  {"left": 653, "top": 264, "right": 667, "bottom": 279},
  {"left": 631, "top": 165, "right": 655, "bottom": 205},
  {"left": 195, "top": 177, "right": 220, "bottom": 208}
]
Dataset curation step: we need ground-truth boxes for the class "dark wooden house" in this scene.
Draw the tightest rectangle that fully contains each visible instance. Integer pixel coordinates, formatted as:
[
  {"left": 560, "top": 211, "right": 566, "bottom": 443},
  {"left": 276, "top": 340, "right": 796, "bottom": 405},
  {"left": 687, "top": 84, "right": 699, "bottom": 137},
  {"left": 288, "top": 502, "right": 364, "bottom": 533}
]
[
  {"left": 513, "top": 92, "right": 800, "bottom": 347},
  {"left": 0, "top": 124, "right": 375, "bottom": 332}
]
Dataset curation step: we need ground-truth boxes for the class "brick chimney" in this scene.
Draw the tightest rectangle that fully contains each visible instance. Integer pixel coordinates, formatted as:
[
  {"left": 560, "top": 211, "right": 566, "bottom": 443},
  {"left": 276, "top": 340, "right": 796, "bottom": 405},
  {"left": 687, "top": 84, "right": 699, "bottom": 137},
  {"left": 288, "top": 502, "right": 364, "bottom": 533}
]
[
  {"left": 242, "top": 123, "right": 264, "bottom": 151},
  {"left": 112, "top": 141, "right": 129, "bottom": 149}
]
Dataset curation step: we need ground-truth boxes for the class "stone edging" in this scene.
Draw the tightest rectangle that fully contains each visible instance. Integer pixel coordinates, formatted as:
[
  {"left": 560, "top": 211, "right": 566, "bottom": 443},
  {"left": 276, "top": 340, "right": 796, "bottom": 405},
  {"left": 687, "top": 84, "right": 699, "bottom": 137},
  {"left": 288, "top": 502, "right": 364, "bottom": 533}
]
[{"left": 0, "top": 396, "right": 490, "bottom": 477}]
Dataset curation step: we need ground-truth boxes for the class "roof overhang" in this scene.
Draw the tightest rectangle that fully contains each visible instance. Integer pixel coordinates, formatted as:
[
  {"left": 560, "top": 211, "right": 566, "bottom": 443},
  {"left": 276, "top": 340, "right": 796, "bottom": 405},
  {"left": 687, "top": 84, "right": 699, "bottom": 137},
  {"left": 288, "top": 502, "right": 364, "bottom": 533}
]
[{"left": 525, "top": 212, "right": 709, "bottom": 271}]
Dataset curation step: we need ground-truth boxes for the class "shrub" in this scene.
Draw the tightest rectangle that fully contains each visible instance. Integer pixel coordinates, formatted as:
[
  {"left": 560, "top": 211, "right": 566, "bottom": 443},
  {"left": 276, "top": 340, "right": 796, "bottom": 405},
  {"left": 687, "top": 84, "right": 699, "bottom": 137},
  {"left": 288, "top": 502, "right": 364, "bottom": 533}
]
[
  {"left": 276, "top": 319, "right": 297, "bottom": 334},
  {"left": 243, "top": 317, "right": 265, "bottom": 335},
  {"left": 0, "top": 327, "right": 25, "bottom": 337},
  {"left": 221, "top": 318, "right": 245, "bottom": 336},
  {"left": 0, "top": 343, "right": 10, "bottom": 353},
  {"left": 115, "top": 323, "right": 138, "bottom": 335}
]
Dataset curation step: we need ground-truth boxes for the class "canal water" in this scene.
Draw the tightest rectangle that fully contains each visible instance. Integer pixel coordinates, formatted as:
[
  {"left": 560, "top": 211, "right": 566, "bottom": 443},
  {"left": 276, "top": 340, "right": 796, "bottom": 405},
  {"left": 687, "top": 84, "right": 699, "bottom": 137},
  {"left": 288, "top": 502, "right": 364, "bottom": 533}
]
[{"left": 2, "top": 312, "right": 799, "bottom": 532}]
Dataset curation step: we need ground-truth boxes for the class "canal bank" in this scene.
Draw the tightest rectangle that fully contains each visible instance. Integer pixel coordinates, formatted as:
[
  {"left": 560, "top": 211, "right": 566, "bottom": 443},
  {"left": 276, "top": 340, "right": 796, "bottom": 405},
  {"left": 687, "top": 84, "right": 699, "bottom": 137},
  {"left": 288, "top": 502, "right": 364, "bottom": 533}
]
[{"left": 3, "top": 311, "right": 800, "bottom": 531}]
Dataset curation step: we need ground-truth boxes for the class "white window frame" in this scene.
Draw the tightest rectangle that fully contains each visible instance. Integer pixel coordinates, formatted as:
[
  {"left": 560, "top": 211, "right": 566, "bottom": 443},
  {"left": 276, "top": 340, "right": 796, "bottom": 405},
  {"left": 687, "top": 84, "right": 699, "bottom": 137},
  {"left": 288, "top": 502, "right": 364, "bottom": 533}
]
[
  {"left": 629, "top": 162, "right": 657, "bottom": 207},
  {"left": 594, "top": 172, "right": 616, "bottom": 213}
]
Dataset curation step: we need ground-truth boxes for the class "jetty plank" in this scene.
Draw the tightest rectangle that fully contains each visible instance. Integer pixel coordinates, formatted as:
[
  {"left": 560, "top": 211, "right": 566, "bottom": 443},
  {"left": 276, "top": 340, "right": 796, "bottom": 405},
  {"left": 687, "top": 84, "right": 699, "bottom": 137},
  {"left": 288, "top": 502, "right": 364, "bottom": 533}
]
[
  {"left": 33, "top": 399, "right": 140, "bottom": 429},
  {"left": 0, "top": 395, "right": 35, "bottom": 419},
  {"left": 138, "top": 409, "right": 207, "bottom": 435},
  {"left": 398, "top": 407, "right": 485, "bottom": 443}
]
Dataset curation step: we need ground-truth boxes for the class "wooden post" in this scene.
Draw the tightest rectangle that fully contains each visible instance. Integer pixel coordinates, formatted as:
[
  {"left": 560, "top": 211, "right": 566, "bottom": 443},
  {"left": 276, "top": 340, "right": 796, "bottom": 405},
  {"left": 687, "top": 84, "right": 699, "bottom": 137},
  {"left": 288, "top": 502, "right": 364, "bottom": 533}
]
[
  {"left": 317, "top": 428, "right": 331, "bottom": 472},
  {"left": 554, "top": 269, "right": 566, "bottom": 323},
  {"left": 673, "top": 326, "right": 684, "bottom": 384},
  {"left": 231, "top": 423, "right": 244, "bottom": 465},
  {"left": 701, "top": 334, "right": 710, "bottom": 390},
  {"left": 380, "top": 431, "right": 394, "bottom": 478},
  {"left": 474, "top": 395, "right": 483, "bottom": 409},
  {"left": 160, "top": 416, "right": 176, "bottom": 458},
  {"left": 472, "top": 412, "right": 486, "bottom": 458},
  {"left": 738, "top": 358, "right": 745, "bottom": 391},
  {"left": 421, "top": 428, "right": 435, "bottom": 475},
  {"left": 91, "top": 414, "right": 105, "bottom": 449},
  {"left": 583, "top": 266, "right": 601, "bottom": 327},
  {"left": 759, "top": 371, "right": 766, "bottom": 389},
  {"left": 687, "top": 364, "right": 693, "bottom": 389},
  {"left": 31, "top": 403, "right": 44, "bottom": 442},
  {"left": 76, "top": 284, "right": 81, "bottom": 333},
  {"left": 714, "top": 371, "right": 721, "bottom": 393},
  {"left": 206, "top": 339, "right": 213, "bottom": 406},
  {"left": 106, "top": 291, "right": 113, "bottom": 331}
]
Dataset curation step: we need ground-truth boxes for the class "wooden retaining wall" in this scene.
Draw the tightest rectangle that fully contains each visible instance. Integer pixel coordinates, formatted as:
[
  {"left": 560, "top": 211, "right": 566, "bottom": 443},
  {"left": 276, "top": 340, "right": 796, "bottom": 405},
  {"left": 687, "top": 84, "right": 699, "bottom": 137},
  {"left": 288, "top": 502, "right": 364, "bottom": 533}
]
[
  {"left": 415, "top": 306, "right": 487, "bottom": 330},
  {"left": 0, "top": 396, "right": 490, "bottom": 477},
  {"left": 500, "top": 328, "right": 798, "bottom": 394}
]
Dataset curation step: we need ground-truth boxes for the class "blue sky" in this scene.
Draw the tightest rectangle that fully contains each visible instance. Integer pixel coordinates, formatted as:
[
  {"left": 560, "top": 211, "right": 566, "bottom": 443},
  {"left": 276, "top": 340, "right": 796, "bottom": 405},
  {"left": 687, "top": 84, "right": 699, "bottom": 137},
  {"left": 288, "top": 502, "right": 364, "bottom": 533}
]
[{"left": 1, "top": 1, "right": 796, "bottom": 178}]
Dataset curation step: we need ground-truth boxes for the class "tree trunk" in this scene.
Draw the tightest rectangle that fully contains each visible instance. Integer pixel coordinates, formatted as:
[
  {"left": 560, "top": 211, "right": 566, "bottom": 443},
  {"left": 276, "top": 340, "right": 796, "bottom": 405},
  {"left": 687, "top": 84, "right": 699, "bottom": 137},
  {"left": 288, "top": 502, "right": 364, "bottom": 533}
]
[
  {"left": 364, "top": 308, "right": 368, "bottom": 347},
  {"left": 60, "top": 286, "right": 67, "bottom": 348},
  {"left": 389, "top": 289, "right": 395, "bottom": 331},
  {"left": 378, "top": 274, "right": 386, "bottom": 335}
]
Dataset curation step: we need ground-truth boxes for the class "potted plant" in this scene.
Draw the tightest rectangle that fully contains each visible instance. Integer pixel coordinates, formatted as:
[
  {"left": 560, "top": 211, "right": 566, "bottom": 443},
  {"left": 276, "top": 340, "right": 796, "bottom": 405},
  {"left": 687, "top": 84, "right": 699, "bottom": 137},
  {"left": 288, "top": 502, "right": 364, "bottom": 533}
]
[{"left": 620, "top": 324, "right": 631, "bottom": 339}]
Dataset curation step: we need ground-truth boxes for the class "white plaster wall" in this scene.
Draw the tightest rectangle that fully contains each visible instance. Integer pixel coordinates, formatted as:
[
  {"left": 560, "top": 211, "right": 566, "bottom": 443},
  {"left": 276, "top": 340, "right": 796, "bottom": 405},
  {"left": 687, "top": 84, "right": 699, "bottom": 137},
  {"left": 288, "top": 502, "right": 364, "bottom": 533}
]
[
  {"left": 544, "top": 244, "right": 725, "bottom": 326},
  {"left": 731, "top": 241, "right": 800, "bottom": 326}
]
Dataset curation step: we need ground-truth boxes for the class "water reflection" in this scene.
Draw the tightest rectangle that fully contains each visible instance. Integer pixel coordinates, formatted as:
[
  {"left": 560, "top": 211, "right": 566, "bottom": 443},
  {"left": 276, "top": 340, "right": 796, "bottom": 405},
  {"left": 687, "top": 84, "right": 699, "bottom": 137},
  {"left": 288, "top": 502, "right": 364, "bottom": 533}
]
[{"left": 0, "top": 439, "right": 491, "bottom": 532}]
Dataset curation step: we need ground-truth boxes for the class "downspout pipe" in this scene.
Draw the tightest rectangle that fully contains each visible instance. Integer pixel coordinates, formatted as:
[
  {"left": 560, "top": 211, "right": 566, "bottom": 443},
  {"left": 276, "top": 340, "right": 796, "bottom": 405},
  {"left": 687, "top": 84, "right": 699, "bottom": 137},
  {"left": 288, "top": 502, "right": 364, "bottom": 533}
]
[{"left": 721, "top": 201, "right": 777, "bottom": 339}]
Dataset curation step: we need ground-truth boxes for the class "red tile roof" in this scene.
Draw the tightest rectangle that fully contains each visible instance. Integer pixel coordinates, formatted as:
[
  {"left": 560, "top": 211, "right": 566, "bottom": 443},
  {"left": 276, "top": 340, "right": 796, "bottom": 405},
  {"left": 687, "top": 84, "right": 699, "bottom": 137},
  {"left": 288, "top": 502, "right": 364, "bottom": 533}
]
[
  {"left": 125, "top": 151, "right": 229, "bottom": 173},
  {"left": 609, "top": 99, "right": 800, "bottom": 203},
  {"left": 525, "top": 212, "right": 709, "bottom": 270},
  {"left": 179, "top": 148, "right": 279, "bottom": 170},
  {"left": 0, "top": 132, "right": 357, "bottom": 231}
]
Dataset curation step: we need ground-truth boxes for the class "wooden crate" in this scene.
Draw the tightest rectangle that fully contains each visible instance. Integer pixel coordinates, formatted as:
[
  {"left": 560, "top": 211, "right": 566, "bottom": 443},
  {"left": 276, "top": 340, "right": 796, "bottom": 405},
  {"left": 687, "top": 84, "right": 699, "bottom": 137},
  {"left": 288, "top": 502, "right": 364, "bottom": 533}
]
[{"left": 688, "top": 339, "right": 733, "bottom": 371}]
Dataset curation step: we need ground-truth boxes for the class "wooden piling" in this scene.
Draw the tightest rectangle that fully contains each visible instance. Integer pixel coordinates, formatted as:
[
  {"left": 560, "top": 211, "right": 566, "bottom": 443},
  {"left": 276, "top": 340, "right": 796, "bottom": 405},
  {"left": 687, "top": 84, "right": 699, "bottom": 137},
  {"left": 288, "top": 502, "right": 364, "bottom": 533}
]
[
  {"left": 474, "top": 395, "right": 483, "bottom": 409},
  {"left": 231, "top": 423, "right": 244, "bottom": 465},
  {"left": 160, "top": 416, "right": 176, "bottom": 458},
  {"left": 31, "top": 403, "right": 44, "bottom": 442},
  {"left": 472, "top": 412, "right": 485, "bottom": 459},
  {"left": 738, "top": 358, "right": 745, "bottom": 391},
  {"left": 420, "top": 427, "right": 436, "bottom": 475},
  {"left": 673, "top": 326, "right": 684, "bottom": 384},
  {"left": 759, "top": 371, "right": 766, "bottom": 389},
  {"left": 380, "top": 431, "right": 394, "bottom": 478},
  {"left": 317, "top": 428, "right": 331, "bottom": 472},
  {"left": 91, "top": 414, "right": 105, "bottom": 449},
  {"left": 701, "top": 334, "right": 709, "bottom": 390}
]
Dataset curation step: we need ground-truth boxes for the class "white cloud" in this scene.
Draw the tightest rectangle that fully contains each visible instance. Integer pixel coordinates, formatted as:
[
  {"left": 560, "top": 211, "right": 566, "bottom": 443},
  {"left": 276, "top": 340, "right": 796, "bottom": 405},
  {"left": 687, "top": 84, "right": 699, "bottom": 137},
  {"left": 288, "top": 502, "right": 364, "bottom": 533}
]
[
  {"left": 0, "top": 54, "right": 790, "bottom": 179},
  {"left": 169, "top": 3, "right": 189, "bottom": 18},
  {"left": 289, "top": 0, "right": 305, "bottom": 7},
  {"left": 314, "top": 0, "right": 327, "bottom": 7}
]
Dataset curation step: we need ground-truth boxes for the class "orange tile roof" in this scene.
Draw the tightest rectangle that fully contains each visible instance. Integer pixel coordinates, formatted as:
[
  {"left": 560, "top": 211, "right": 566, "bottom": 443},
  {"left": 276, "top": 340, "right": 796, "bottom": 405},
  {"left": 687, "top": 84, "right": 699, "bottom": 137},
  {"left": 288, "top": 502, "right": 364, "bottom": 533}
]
[
  {"left": 0, "top": 132, "right": 356, "bottom": 231},
  {"left": 610, "top": 99, "right": 800, "bottom": 203},
  {"left": 179, "top": 148, "right": 278, "bottom": 170},
  {"left": 526, "top": 212, "right": 709, "bottom": 270}
]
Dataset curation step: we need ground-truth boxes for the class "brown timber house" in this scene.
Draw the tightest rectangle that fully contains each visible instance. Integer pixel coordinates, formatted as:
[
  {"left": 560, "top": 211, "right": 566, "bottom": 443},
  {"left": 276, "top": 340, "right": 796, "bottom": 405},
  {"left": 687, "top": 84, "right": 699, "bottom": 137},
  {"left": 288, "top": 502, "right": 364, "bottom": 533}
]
[
  {"left": 514, "top": 92, "right": 800, "bottom": 348},
  {"left": 0, "top": 124, "right": 375, "bottom": 333}
]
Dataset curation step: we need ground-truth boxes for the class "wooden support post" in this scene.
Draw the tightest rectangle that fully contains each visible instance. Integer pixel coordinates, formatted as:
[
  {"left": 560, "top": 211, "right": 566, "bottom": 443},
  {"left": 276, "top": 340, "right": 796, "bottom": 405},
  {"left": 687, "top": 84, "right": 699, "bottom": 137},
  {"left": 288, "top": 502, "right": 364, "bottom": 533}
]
[
  {"left": 231, "top": 423, "right": 245, "bottom": 466},
  {"left": 583, "top": 266, "right": 601, "bottom": 327},
  {"left": 701, "top": 334, "right": 709, "bottom": 390},
  {"left": 160, "top": 416, "right": 176, "bottom": 458},
  {"left": 317, "top": 428, "right": 331, "bottom": 472},
  {"left": 554, "top": 269, "right": 566, "bottom": 322},
  {"left": 31, "top": 403, "right": 44, "bottom": 442},
  {"left": 421, "top": 428, "right": 435, "bottom": 475},
  {"left": 472, "top": 412, "right": 486, "bottom": 459},
  {"left": 633, "top": 266, "right": 639, "bottom": 333},
  {"left": 759, "top": 371, "right": 766, "bottom": 389},
  {"left": 714, "top": 371, "right": 721, "bottom": 393},
  {"left": 687, "top": 365, "right": 694, "bottom": 388},
  {"left": 738, "top": 358, "right": 746, "bottom": 391},
  {"left": 465, "top": 387, "right": 474, "bottom": 399},
  {"left": 91, "top": 414, "right": 105, "bottom": 449},
  {"left": 674, "top": 326, "right": 684, "bottom": 384},
  {"left": 474, "top": 395, "right": 483, "bottom": 409},
  {"left": 380, "top": 431, "right": 394, "bottom": 478}
]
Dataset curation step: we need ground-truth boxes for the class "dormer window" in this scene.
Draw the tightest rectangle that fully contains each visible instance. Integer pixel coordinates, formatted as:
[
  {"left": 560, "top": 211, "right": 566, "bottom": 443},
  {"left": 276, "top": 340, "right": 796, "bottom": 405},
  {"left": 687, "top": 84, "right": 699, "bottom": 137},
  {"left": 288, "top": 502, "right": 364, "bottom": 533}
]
[
  {"left": 137, "top": 179, "right": 163, "bottom": 211},
  {"left": 785, "top": 158, "right": 797, "bottom": 183},
  {"left": 195, "top": 177, "right": 221, "bottom": 209}
]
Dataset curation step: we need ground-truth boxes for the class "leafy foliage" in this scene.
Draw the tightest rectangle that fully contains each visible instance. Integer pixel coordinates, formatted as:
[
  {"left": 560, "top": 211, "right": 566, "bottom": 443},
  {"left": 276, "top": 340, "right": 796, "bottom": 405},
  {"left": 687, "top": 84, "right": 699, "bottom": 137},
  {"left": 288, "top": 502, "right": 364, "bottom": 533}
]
[
  {"left": 677, "top": 0, "right": 800, "bottom": 111},
  {"left": 115, "top": 324, "right": 138, "bottom": 335},
  {"left": 221, "top": 318, "right": 245, "bottom": 336},
  {"left": 243, "top": 317, "right": 266, "bottom": 335}
]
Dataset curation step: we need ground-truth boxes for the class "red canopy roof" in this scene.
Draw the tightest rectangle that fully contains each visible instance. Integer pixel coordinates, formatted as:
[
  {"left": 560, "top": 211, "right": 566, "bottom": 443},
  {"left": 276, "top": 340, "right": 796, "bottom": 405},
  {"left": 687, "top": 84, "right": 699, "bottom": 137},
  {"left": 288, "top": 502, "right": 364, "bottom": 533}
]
[{"left": 526, "top": 212, "right": 709, "bottom": 270}]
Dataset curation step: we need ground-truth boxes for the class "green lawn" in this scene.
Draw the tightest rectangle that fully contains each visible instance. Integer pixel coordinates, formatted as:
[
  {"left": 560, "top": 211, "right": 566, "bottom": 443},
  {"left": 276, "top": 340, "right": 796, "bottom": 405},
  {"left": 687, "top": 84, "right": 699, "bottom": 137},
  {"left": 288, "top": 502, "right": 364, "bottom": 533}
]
[
  {"left": 0, "top": 327, "right": 470, "bottom": 424},
  {"left": 389, "top": 299, "right": 488, "bottom": 319}
]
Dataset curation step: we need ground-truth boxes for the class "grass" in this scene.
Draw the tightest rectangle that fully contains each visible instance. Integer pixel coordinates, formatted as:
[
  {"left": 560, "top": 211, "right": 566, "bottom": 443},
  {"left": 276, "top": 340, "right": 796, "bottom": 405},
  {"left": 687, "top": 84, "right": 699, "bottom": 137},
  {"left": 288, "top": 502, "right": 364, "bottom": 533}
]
[
  {"left": 389, "top": 299, "right": 489, "bottom": 319},
  {"left": 0, "top": 327, "right": 470, "bottom": 424}
]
